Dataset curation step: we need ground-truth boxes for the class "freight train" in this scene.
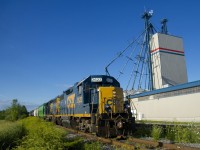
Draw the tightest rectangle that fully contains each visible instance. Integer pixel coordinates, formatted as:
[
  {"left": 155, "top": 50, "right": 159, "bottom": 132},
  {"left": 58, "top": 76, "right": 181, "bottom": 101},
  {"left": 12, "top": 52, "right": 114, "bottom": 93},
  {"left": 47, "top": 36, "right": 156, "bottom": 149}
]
[{"left": 31, "top": 75, "right": 135, "bottom": 138}]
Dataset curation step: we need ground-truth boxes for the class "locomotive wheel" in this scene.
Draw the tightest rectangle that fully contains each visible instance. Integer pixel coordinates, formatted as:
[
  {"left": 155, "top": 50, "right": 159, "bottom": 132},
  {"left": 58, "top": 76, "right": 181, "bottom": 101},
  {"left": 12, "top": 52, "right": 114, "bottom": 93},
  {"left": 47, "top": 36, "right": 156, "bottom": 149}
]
[{"left": 70, "top": 118, "right": 79, "bottom": 130}]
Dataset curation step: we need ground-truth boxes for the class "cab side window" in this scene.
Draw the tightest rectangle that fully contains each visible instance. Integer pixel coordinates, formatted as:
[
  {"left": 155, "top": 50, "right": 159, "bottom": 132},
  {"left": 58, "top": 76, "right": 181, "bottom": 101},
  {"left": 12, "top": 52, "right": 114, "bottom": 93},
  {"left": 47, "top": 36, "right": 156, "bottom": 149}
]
[{"left": 78, "top": 85, "right": 82, "bottom": 95}]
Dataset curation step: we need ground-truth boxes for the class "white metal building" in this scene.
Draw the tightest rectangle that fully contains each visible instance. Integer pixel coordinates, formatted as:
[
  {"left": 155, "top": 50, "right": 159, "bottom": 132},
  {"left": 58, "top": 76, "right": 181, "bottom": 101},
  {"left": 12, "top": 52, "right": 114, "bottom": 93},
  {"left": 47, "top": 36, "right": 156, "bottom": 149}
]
[
  {"left": 129, "top": 80, "right": 200, "bottom": 122},
  {"left": 150, "top": 33, "right": 188, "bottom": 89}
]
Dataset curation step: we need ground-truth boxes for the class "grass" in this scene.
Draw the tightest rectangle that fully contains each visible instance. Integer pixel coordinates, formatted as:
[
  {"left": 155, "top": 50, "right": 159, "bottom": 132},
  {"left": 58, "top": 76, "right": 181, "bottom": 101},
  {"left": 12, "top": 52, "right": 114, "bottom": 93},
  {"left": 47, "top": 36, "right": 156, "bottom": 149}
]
[
  {"left": 134, "top": 121, "right": 200, "bottom": 143},
  {"left": 151, "top": 125, "right": 162, "bottom": 141},
  {"left": 166, "top": 124, "right": 200, "bottom": 143},
  {"left": 0, "top": 120, "right": 25, "bottom": 149},
  {"left": 15, "top": 117, "right": 68, "bottom": 150},
  {"left": 13, "top": 117, "right": 104, "bottom": 150},
  {"left": 84, "top": 141, "right": 101, "bottom": 150}
]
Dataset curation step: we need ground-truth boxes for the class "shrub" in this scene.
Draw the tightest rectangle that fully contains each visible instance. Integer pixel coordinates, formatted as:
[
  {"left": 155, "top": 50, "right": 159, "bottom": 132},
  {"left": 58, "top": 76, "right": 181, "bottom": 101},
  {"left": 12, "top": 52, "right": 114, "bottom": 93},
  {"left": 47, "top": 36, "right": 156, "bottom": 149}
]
[{"left": 151, "top": 125, "right": 162, "bottom": 141}]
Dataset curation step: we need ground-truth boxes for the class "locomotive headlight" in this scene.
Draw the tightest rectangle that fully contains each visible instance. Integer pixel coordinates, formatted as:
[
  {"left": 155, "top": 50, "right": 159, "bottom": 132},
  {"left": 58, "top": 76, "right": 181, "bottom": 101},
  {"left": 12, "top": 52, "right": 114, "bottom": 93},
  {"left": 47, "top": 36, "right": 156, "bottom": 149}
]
[
  {"left": 125, "top": 104, "right": 131, "bottom": 109},
  {"left": 124, "top": 104, "right": 131, "bottom": 113},
  {"left": 104, "top": 104, "right": 111, "bottom": 112},
  {"left": 117, "top": 121, "right": 123, "bottom": 129}
]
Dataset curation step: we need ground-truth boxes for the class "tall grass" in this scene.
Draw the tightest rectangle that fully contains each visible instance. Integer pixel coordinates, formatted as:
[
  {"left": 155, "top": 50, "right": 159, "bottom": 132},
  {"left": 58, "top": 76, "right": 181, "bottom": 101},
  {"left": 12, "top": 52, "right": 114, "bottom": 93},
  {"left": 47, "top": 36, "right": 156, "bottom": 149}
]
[
  {"left": 0, "top": 120, "right": 25, "bottom": 149},
  {"left": 0, "top": 118, "right": 109, "bottom": 149},
  {"left": 15, "top": 117, "right": 67, "bottom": 150},
  {"left": 151, "top": 125, "right": 162, "bottom": 141},
  {"left": 135, "top": 122, "right": 200, "bottom": 143},
  {"left": 151, "top": 123, "right": 200, "bottom": 143},
  {"left": 165, "top": 124, "right": 200, "bottom": 143}
]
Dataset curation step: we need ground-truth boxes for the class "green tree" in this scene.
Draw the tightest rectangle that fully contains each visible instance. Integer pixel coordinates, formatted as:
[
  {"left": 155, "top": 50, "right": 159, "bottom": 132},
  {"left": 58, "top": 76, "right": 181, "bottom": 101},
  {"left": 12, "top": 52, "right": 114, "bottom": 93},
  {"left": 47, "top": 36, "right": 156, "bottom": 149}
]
[
  {"left": 19, "top": 105, "right": 28, "bottom": 119},
  {"left": 0, "top": 110, "right": 5, "bottom": 120},
  {"left": 5, "top": 99, "right": 28, "bottom": 121}
]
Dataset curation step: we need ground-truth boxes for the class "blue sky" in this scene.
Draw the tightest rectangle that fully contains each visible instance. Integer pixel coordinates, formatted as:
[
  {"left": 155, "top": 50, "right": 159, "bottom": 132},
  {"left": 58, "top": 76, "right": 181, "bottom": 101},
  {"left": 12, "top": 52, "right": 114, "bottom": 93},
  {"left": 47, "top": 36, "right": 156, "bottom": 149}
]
[{"left": 0, "top": 0, "right": 200, "bottom": 111}]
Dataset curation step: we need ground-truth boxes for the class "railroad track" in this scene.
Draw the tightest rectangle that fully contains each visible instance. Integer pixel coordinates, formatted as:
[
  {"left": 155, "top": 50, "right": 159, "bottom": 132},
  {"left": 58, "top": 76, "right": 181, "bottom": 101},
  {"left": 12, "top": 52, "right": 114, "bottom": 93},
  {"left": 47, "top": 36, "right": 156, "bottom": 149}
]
[{"left": 58, "top": 125, "right": 200, "bottom": 150}]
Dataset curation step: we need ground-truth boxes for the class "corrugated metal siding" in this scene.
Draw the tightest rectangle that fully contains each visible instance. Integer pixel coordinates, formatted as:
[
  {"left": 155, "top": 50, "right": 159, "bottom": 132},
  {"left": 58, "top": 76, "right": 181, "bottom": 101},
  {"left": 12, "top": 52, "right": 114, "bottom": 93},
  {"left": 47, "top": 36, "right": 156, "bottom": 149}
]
[
  {"left": 160, "top": 52, "right": 187, "bottom": 85},
  {"left": 157, "top": 33, "right": 184, "bottom": 52},
  {"left": 131, "top": 92, "right": 200, "bottom": 122},
  {"left": 152, "top": 52, "right": 162, "bottom": 89}
]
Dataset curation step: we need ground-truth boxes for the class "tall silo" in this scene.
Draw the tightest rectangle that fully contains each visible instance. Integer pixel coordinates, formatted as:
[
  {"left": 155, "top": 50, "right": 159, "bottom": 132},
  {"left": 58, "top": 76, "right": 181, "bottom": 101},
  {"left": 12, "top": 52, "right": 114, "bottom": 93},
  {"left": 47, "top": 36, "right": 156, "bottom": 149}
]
[{"left": 150, "top": 33, "right": 188, "bottom": 89}]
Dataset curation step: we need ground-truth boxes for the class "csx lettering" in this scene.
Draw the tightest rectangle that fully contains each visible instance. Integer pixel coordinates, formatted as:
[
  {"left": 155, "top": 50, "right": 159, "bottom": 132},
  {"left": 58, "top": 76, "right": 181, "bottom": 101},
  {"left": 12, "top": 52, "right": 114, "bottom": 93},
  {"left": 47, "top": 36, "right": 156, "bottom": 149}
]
[{"left": 67, "top": 94, "right": 75, "bottom": 108}]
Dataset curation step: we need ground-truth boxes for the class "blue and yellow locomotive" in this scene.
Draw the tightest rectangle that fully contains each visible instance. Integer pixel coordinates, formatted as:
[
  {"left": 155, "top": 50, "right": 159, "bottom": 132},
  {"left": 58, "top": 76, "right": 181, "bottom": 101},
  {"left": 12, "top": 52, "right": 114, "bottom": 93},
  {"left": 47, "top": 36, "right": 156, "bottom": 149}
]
[{"left": 36, "top": 75, "right": 134, "bottom": 138}]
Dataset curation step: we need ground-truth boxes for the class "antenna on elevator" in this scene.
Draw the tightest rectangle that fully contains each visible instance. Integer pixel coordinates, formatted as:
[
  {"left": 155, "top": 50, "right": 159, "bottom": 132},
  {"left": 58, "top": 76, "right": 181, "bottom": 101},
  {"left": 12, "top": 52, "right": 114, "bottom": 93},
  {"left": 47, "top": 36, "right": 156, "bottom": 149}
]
[{"left": 161, "top": 18, "right": 168, "bottom": 34}]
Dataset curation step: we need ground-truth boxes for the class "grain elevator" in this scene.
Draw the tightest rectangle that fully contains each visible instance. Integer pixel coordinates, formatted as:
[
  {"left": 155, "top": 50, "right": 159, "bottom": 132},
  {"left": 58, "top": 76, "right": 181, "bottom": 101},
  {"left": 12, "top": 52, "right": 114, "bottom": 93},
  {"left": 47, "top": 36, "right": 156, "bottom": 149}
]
[{"left": 150, "top": 33, "right": 188, "bottom": 89}]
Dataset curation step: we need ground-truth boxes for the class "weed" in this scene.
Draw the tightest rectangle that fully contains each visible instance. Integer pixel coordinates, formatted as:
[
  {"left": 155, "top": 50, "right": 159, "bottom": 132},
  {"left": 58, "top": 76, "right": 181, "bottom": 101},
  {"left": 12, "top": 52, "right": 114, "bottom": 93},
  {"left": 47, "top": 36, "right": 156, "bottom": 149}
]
[
  {"left": 173, "top": 124, "right": 200, "bottom": 143},
  {"left": 151, "top": 125, "right": 162, "bottom": 141},
  {"left": 165, "top": 125, "right": 175, "bottom": 142},
  {"left": 136, "top": 121, "right": 200, "bottom": 144}
]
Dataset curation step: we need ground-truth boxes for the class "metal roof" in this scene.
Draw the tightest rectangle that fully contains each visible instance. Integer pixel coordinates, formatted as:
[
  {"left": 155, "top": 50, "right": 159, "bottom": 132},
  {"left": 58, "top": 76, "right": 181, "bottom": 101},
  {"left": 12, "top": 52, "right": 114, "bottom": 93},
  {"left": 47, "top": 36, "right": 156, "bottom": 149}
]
[{"left": 128, "top": 80, "right": 200, "bottom": 99}]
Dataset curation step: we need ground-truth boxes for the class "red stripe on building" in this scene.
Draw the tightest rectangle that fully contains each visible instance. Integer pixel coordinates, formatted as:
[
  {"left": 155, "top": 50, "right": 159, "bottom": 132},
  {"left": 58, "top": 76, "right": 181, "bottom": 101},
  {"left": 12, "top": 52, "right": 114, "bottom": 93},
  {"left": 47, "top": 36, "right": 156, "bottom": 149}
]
[{"left": 151, "top": 47, "right": 184, "bottom": 54}]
